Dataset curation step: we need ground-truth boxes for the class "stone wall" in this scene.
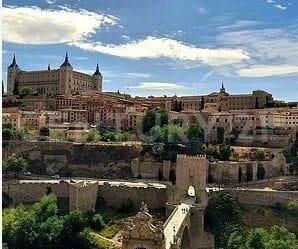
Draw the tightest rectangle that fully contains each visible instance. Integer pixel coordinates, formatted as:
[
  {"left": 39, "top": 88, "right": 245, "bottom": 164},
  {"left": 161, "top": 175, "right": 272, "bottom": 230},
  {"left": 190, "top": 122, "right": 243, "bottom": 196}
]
[
  {"left": 208, "top": 152, "right": 287, "bottom": 184},
  {"left": 69, "top": 181, "right": 99, "bottom": 212},
  {"left": 2, "top": 181, "right": 70, "bottom": 204},
  {"left": 97, "top": 182, "right": 168, "bottom": 209},
  {"left": 131, "top": 158, "right": 173, "bottom": 180},
  {"left": 234, "top": 133, "right": 294, "bottom": 148},
  {"left": 3, "top": 180, "right": 169, "bottom": 211},
  {"left": 2, "top": 141, "right": 146, "bottom": 178},
  {"left": 221, "top": 189, "right": 298, "bottom": 206}
]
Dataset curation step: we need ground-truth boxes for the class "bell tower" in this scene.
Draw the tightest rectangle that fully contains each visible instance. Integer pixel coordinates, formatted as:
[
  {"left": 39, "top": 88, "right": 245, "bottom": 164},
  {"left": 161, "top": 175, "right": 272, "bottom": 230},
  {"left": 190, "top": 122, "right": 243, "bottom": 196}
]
[
  {"left": 7, "top": 54, "right": 21, "bottom": 95},
  {"left": 93, "top": 62, "right": 103, "bottom": 92},
  {"left": 59, "top": 53, "right": 74, "bottom": 95}
]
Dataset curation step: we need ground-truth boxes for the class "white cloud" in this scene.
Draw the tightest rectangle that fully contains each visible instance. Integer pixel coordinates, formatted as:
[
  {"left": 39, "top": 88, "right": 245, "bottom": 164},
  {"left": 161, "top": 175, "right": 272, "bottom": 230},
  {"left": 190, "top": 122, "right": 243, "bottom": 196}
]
[
  {"left": 274, "top": 4, "right": 287, "bottom": 10},
  {"left": 264, "top": 0, "right": 288, "bottom": 10},
  {"left": 72, "top": 36, "right": 249, "bottom": 66},
  {"left": 122, "top": 72, "right": 151, "bottom": 79},
  {"left": 218, "top": 20, "right": 261, "bottom": 30},
  {"left": 45, "top": 0, "right": 55, "bottom": 5},
  {"left": 129, "top": 82, "right": 186, "bottom": 90},
  {"left": 217, "top": 28, "right": 298, "bottom": 65},
  {"left": 3, "top": 5, "right": 118, "bottom": 44},
  {"left": 237, "top": 65, "right": 298, "bottom": 77},
  {"left": 197, "top": 7, "right": 208, "bottom": 14}
]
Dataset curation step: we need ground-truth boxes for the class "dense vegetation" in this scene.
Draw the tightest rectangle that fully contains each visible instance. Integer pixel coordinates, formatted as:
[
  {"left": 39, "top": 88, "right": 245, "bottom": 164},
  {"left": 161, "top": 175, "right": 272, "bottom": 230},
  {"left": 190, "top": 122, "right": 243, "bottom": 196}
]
[
  {"left": 2, "top": 194, "right": 132, "bottom": 249},
  {"left": 3, "top": 154, "right": 28, "bottom": 177},
  {"left": 85, "top": 128, "right": 136, "bottom": 143},
  {"left": 283, "top": 143, "right": 298, "bottom": 175},
  {"left": 227, "top": 226, "right": 297, "bottom": 249},
  {"left": 141, "top": 109, "right": 206, "bottom": 160},
  {"left": 2, "top": 123, "right": 37, "bottom": 141},
  {"left": 3, "top": 195, "right": 96, "bottom": 249},
  {"left": 206, "top": 192, "right": 298, "bottom": 249}
]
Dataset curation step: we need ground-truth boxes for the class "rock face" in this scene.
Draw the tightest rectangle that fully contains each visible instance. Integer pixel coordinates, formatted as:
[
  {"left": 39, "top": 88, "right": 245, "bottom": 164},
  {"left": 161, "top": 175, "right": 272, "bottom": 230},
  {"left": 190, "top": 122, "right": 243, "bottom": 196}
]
[{"left": 2, "top": 141, "right": 146, "bottom": 178}]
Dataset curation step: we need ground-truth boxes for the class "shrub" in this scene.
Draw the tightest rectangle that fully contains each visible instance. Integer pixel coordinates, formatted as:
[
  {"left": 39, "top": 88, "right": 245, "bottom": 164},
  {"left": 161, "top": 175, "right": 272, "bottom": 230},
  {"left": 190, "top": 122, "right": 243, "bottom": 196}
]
[
  {"left": 287, "top": 200, "right": 298, "bottom": 217},
  {"left": 272, "top": 202, "right": 285, "bottom": 214},
  {"left": 91, "top": 214, "right": 105, "bottom": 230},
  {"left": 119, "top": 199, "right": 135, "bottom": 214}
]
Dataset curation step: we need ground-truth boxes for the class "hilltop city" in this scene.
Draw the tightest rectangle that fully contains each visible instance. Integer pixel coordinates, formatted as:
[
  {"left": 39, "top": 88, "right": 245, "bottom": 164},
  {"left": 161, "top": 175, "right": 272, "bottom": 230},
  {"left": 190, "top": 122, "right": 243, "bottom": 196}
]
[{"left": 2, "top": 53, "right": 298, "bottom": 249}]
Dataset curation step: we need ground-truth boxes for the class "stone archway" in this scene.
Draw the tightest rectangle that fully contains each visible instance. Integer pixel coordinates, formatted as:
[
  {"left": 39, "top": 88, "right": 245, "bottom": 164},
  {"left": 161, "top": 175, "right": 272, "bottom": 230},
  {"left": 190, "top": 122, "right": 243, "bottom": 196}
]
[
  {"left": 238, "top": 167, "right": 242, "bottom": 183},
  {"left": 187, "top": 185, "right": 196, "bottom": 197},
  {"left": 180, "top": 226, "right": 191, "bottom": 249},
  {"left": 246, "top": 165, "right": 253, "bottom": 181}
]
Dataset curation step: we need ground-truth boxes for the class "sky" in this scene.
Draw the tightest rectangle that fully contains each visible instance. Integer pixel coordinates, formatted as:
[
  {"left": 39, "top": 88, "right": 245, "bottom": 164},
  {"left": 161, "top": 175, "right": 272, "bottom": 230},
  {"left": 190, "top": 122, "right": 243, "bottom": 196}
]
[{"left": 2, "top": 0, "right": 298, "bottom": 101}]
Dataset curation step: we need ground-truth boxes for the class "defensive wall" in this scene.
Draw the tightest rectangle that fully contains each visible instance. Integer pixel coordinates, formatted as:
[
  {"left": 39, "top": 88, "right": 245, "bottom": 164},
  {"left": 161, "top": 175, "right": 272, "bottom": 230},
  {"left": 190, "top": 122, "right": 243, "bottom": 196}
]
[
  {"left": 97, "top": 181, "right": 168, "bottom": 209},
  {"left": 208, "top": 155, "right": 287, "bottom": 184},
  {"left": 3, "top": 180, "right": 168, "bottom": 211},
  {"left": 2, "top": 141, "right": 149, "bottom": 178},
  {"left": 3, "top": 141, "right": 288, "bottom": 183},
  {"left": 210, "top": 189, "right": 298, "bottom": 206}
]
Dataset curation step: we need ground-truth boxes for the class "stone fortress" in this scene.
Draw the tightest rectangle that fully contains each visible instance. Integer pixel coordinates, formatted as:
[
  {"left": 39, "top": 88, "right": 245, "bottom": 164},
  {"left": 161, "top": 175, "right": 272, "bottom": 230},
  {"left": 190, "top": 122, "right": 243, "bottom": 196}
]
[
  {"left": 4, "top": 149, "right": 298, "bottom": 249},
  {"left": 7, "top": 54, "right": 102, "bottom": 95},
  {"left": 3, "top": 153, "right": 214, "bottom": 249}
]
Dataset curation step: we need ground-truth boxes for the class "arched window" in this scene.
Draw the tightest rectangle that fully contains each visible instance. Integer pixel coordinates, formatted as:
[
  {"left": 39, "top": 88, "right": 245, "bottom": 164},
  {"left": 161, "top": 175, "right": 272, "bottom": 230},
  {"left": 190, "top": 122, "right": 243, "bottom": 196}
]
[{"left": 187, "top": 186, "right": 195, "bottom": 197}]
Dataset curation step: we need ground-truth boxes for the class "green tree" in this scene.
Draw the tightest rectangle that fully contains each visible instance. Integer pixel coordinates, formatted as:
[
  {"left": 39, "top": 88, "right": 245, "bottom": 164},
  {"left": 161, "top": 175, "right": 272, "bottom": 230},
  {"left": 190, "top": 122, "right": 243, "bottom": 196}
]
[
  {"left": 218, "top": 145, "right": 231, "bottom": 161},
  {"left": 3, "top": 128, "right": 13, "bottom": 140},
  {"left": 229, "top": 226, "right": 298, "bottom": 249},
  {"left": 206, "top": 192, "right": 245, "bottom": 248},
  {"left": 90, "top": 213, "right": 105, "bottom": 230},
  {"left": 13, "top": 81, "right": 19, "bottom": 95},
  {"left": 217, "top": 127, "right": 225, "bottom": 144},
  {"left": 39, "top": 127, "right": 50, "bottom": 137},
  {"left": 3, "top": 195, "right": 94, "bottom": 249},
  {"left": 185, "top": 122, "right": 204, "bottom": 155},
  {"left": 50, "top": 129, "right": 65, "bottom": 141},
  {"left": 142, "top": 109, "right": 168, "bottom": 133},
  {"left": 19, "top": 86, "right": 33, "bottom": 97},
  {"left": 227, "top": 231, "right": 245, "bottom": 249},
  {"left": 4, "top": 154, "right": 28, "bottom": 177},
  {"left": 86, "top": 128, "right": 101, "bottom": 142},
  {"left": 246, "top": 228, "right": 266, "bottom": 249},
  {"left": 283, "top": 144, "right": 298, "bottom": 175},
  {"left": 287, "top": 200, "right": 298, "bottom": 217},
  {"left": 158, "top": 168, "right": 163, "bottom": 181},
  {"left": 257, "top": 165, "right": 266, "bottom": 180}
]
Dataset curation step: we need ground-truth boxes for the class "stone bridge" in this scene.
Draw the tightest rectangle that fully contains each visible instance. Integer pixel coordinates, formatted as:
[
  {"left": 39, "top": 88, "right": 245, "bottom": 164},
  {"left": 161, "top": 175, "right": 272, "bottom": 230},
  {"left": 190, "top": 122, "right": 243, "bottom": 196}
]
[
  {"left": 122, "top": 154, "right": 214, "bottom": 249},
  {"left": 164, "top": 196, "right": 195, "bottom": 249}
]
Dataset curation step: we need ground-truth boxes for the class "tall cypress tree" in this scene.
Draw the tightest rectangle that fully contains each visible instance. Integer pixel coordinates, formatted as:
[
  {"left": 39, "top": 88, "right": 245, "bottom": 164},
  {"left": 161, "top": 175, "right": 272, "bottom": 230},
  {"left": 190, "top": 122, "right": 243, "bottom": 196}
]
[{"left": 13, "top": 81, "right": 19, "bottom": 96}]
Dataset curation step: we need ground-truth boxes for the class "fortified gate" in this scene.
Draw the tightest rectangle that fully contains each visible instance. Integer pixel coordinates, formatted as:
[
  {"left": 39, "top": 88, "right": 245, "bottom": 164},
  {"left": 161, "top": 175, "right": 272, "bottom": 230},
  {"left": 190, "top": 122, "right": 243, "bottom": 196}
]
[{"left": 122, "top": 154, "right": 214, "bottom": 249}]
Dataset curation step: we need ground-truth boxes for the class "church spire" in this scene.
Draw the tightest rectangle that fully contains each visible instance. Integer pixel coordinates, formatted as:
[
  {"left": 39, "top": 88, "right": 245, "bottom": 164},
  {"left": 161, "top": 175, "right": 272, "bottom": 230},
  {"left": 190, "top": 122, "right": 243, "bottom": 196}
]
[
  {"left": 60, "top": 52, "right": 72, "bottom": 67},
  {"left": 8, "top": 54, "right": 19, "bottom": 69},
  {"left": 220, "top": 80, "right": 226, "bottom": 93},
  {"left": 93, "top": 62, "right": 102, "bottom": 76},
  {"left": 48, "top": 64, "right": 51, "bottom": 70}
]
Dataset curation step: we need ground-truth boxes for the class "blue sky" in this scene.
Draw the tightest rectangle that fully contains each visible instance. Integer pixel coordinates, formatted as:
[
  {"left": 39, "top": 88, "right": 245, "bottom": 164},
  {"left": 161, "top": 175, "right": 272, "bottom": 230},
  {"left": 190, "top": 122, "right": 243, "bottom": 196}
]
[{"left": 2, "top": 0, "right": 298, "bottom": 101}]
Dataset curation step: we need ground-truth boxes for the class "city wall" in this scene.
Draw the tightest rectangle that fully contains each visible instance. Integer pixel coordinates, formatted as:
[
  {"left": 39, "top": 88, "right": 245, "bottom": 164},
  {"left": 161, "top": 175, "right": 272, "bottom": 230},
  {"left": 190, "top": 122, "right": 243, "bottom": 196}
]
[
  {"left": 2, "top": 141, "right": 149, "bottom": 178},
  {"left": 97, "top": 182, "right": 168, "bottom": 209},
  {"left": 221, "top": 189, "right": 298, "bottom": 206},
  {"left": 3, "top": 180, "right": 168, "bottom": 210},
  {"left": 2, "top": 181, "right": 70, "bottom": 204}
]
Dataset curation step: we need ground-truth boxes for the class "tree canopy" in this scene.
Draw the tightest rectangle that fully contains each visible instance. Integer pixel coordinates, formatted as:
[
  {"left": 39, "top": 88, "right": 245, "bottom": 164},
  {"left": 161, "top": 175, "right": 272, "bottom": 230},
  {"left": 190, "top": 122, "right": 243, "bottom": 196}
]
[
  {"left": 4, "top": 154, "right": 28, "bottom": 176},
  {"left": 227, "top": 226, "right": 297, "bottom": 249},
  {"left": 205, "top": 192, "right": 245, "bottom": 248},
  {"left": 142, "top": 109, "right": 169, "bottom": 134},
  {"left": 3, "top": 194, "right": 95, "bottom": 249}
]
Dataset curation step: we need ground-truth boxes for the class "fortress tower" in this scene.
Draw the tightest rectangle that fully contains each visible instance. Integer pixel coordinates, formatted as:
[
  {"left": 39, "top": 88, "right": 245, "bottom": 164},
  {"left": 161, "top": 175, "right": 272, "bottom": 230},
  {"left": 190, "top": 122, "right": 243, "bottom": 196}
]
[
  {"left": 93, "top": 62, "right": 103, "bottom": 92},
  {"left": 7, "top": 54, "right": 21, "bottom": 94}
]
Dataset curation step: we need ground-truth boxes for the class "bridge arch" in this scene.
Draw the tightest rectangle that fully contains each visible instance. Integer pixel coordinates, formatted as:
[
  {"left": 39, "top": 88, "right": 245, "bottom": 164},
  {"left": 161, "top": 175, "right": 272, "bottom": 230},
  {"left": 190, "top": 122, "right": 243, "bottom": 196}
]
[
  {"left": 187, "top": 185, "right": 196, "bottom": 197},
  {"left": 180, "top": 226, "right": 190, "bottom": 249}
]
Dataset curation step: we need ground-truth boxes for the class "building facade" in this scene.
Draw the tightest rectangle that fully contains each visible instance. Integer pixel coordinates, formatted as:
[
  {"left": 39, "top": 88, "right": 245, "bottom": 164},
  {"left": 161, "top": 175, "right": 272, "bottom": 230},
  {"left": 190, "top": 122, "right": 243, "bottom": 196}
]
[{"left": 7, "top": 54, "right": 102, "bottom": 96}]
